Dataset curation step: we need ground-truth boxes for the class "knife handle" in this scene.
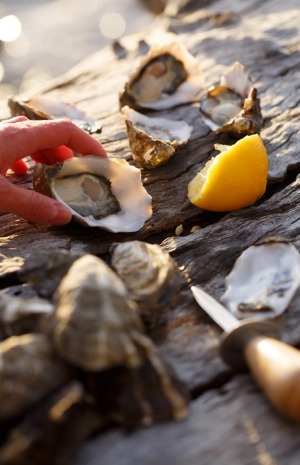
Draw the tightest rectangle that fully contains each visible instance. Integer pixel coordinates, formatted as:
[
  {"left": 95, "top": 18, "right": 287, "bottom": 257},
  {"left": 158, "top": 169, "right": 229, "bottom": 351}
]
[
  {"left": 244, "top": 336, "right": 300, "bottom": 422},
  {"left": 220, "top": 321, "right": 300, "bottom": 422}
]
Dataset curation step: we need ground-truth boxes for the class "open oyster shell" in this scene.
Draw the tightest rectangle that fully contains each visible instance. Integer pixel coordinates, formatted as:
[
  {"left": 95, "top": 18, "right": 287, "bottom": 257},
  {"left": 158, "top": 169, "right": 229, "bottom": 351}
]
[
  {"left": 122, "top": 106, "right": 192, "bottom": 169},
  {"left": 119, "top": 41, "right": 203, "bottom": 110},
  {"left": 0, "top": 333, "right": 71, "bottom": 420},
  {"left": 111, "top": 240, "right": 181, "bottom": 324},
  {"left": 221, "top": 237, "right": 300, "bottom": 320},
  {"left": 51, "top": 254, "right": 152, "bottom": 371},
  {"left": 33, "top": 156, "right": 152, "bottom": 232},
  {"left": 199, "top": 62, "right": 262, "bottom": 137},
  {"left": 8, "top": 95, "right": 102, "bottom": 134}
]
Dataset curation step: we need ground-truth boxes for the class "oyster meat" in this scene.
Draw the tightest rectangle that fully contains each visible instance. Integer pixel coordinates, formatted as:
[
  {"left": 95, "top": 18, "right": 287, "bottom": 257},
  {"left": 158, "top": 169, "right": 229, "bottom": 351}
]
[
  {"left": 33, "top": 156, "right": 152, "bottom": 232},
  {"left": 221, "top": 237, "right": 300, "bottom": 319},
  {"left": 0, "top": 333, "right": 71, "bottom": 420},
  {"left": 122, "top": 106, "right": 192, "bottom": 169},
  {"left": 111, "top": 240, "right": 181, "bottom": 323},
  {"left": 120, "top": 41, "right": 203, "bottom": 110},
  {"left": 8, "top": 95, "right": 102, "bottom": 134},
  {"left": 199, "top": 62, "right": 262, "bottom": 136}
]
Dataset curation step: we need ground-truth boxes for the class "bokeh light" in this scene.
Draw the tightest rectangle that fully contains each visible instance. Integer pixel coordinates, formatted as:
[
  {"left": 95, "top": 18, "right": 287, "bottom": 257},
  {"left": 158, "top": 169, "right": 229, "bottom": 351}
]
[
  {"left": 0, "top": 61, "right": 4, "bottom": 82},
  {"left": 4, "top": 33, "right": 31, "bottom": 58},
  {"left": 99, "top": 13, "right": 126, "bottom": 39},
  {"left": 0, "top": 15, "right": 22, "bottom": 42}
]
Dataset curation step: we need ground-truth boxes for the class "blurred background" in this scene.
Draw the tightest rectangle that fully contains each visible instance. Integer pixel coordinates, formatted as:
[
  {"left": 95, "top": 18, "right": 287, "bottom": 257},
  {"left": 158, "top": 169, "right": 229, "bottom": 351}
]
[{"left": 0, "top": 0, "right": 162, "bottom": 98}]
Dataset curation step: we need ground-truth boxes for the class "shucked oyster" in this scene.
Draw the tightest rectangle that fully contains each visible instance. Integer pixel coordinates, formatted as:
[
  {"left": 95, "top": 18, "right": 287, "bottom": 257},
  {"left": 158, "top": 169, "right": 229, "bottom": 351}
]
[
  {"left": 111, "top": 240, "right": 181, "bottom": 323},
  {"left": 8, "top": 95, "right": 102, "bottom": 134},
  {"left": 221, "top": 237, "right": 300, "bottom": 320},
  {"left": 199, "top": 62, "right": 262, "bottom": 137},
  {"left": 33, "top": 156, "right": 152, "bottom": 232},
  {"left": 122, "top": 106, "right": 192, "bottom": 169},
  {"left": 120, "top": 41, "right": 203, "bottom": 110}
]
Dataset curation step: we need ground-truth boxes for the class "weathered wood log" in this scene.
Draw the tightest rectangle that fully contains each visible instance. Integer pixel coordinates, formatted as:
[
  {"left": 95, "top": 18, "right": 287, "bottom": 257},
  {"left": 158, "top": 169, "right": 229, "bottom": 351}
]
[{"left": 1, "top": 0, "right": 300, "bottom": 463}]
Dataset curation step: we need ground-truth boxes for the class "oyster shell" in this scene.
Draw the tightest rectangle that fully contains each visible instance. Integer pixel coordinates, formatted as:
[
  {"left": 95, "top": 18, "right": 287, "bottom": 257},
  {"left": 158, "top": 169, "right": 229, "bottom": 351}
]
[
  {"left": 0, "top": 382, "right": 102, "bottom": 465},
  {"left": 221, "top": 237, "right": 300, "bottom": 320},
  {"left": 199, "top": 62, "right": 262, "bottom": 136},
  {"left": 51, "top": 254, "right": 152, "bottom": 371},
  {"left": 0, "top": 333, "right": 71, "bottom": 420},
  {"left": 8, "top": 95, "right": 102, "bottom": 134},
  {"left": 111, "top": 240, "right": 181, "bottom": 323},
  {"left": 119, "top": 41, "right": 203, "bottom": 110},
  {"left": 33, "top": 156, "right": 152, "bottom": 232},
  {"left": 0, "top": 294, "right": 54, "bottom": 339},
  {"left": 18, "top": 249, "right": 83, "bottom": 299},
  {"left": 122, "top": 106, "right": 192, "bottom": 169}
]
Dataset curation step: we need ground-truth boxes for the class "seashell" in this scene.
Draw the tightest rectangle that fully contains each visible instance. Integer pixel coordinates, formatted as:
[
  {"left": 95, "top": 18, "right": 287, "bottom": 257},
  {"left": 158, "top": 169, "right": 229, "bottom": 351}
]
[
  {"left": 122, "top": 105, "right": 192, "bottom": 169},
  {"left": 0, "top": 333, "right": 71, "bottom": 420},
  {"left": 199, "top": 62, "right": 262, "bottom": 137},
  {"left": 0, "top": 382, "right": 102, "bottom": 465},
  {"left": 221, "top": 237, "right": 300, "bottom": 320},
  {"left": 119, "top": 41, "right": 203, "bottom": 110},
  {"left": 8, "top": 95, "right": 102, "bottom": 134},
  {"left": 216, "top": 87, "right": 262, "bottom": 136},
  {"left": 51, "top": 254, "right": 153, "bottom": 371},
  {"left": 85, "top": 352, "right": 188, "bottom": 427},
  {"left": 18, "top": 249, "right": 84, "bottom": 299},
  {"left": 111, "top": 240, "right": 181, "bottom": 323},
  {"left": 33, "top": 156, "right": 152, "bottom": 232},
  {"left": 0, "top": 294, "right": 54, "bottom": 339}
]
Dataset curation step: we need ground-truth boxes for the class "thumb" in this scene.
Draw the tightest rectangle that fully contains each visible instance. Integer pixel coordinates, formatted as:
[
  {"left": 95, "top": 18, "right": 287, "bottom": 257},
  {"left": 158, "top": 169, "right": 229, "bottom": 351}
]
[{"left": 0, "top": 175, "right": 72, "bottom": 225}]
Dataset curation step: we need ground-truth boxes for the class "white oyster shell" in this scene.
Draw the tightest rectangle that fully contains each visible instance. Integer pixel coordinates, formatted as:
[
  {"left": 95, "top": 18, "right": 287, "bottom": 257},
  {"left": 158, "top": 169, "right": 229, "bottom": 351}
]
[
  {"left": 34, "top": 156, "right": 152, "bottom": 232},
  {"left": 120, "top": 41, "right": 203, "bottom": 110},
  {"left": 8, "top": 95, "right": 102, "bottom": 134},
  {"left": 122, "top": 106, "right": 192, "bottom": 168},
  {"left": 221, "top": 239, "right": 300, "bottom": 320}
]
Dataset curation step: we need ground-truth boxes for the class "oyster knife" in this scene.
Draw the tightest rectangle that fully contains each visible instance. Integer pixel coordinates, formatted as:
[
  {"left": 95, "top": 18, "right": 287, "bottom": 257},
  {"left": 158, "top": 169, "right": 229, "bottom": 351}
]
[{"left": 191, "top": 285, "right": 300, "bottom": 422}]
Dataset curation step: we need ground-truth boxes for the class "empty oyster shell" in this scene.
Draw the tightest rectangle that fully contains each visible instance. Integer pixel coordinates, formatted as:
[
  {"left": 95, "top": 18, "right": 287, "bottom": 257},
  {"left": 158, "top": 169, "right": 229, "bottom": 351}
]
[
  {"left": 51, "top": 254, "right": 153, "bottom": 371},
  {"left": 122, "top": 106, "right": 192, "bottom": 169},
  {"left": 120, "top": 41, "right": 203, "bottom": 110},
  {"left": 199, "top": 62, "right": 262, "bottom": 136},
  {"left": 33, "top": 156, "right": 152, "bottom": 232},
  {"left": 0, "top": 294, "right": 54, "bottom": 339},
  {"left": 0, "top": 333, "right": 71, "bottom": 420},
  {"left": 8, "top": 95, "right": 102, "bottom": 134},
  {"left": 111, "top": 240, "right": 181, "bottom": 323},
  {"left": 221, "top": 237, "right": 300, "bottom": 319}
]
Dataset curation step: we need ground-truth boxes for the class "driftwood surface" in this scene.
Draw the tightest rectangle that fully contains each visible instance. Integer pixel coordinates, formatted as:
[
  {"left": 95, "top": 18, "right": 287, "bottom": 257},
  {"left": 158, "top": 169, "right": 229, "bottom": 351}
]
[{"left": 1, "top": 0, "right": 300, "bottom": 463}]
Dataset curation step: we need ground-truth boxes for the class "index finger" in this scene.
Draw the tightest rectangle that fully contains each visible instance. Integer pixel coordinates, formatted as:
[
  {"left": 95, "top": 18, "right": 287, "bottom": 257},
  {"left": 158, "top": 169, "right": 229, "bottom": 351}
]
[{"left": 0, "top": 119, "right": 107, "bottom": 166}]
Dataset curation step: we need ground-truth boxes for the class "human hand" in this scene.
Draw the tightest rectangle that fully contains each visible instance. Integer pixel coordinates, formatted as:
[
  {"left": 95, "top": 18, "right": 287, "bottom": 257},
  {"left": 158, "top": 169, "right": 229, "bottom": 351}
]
[{"left": 0, "top": 116, "right": 107, "bottom": 225}]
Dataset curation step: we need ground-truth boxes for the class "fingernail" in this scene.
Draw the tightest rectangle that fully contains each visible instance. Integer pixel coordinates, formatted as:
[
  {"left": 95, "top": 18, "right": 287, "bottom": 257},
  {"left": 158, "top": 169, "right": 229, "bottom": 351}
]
[{"left": 48, "top": 203, "right": 72, "bottom": 224}]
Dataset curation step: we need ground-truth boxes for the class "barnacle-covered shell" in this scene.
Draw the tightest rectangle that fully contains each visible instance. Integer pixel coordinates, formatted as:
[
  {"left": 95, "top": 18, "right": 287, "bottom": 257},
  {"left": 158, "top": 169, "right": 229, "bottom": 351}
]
[
  {"left": 199, "top": 62, "right": 262, "bottom": 136},
  {"left": 0, "top": 382, "right": 102, "bottom": 465},
  {"left": 33, "top": 156, "right": 152, "bottom": 232},
  {"left": 120, "top": 41, "right": 203, "bottom": 110},
  {"left": 122, "top": 106, "right": 192, "bottom": 169},
  {"left": 51, "top": 254, "right": 152, "bottom": 371},
  {"left": 8, "top": 95, "right": 102, "bottom": 134},
  {"left": 0, "top": 333, "right": 70, "bottom": 420},
  {"left": 0, "top": 294, "right": 54, "bottom": 339},
  {"left": 221, "top": 237, "right": 300, "bottom": 319},
  {"left": 111, "top": 240, "right": 181, "bottom": 323}
]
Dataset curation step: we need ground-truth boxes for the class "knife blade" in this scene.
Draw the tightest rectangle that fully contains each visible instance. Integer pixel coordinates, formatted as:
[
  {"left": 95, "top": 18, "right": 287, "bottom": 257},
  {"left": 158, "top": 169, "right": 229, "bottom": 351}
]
[{"left": 191, "top": 285, "right": 300, "bottom": 422}]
